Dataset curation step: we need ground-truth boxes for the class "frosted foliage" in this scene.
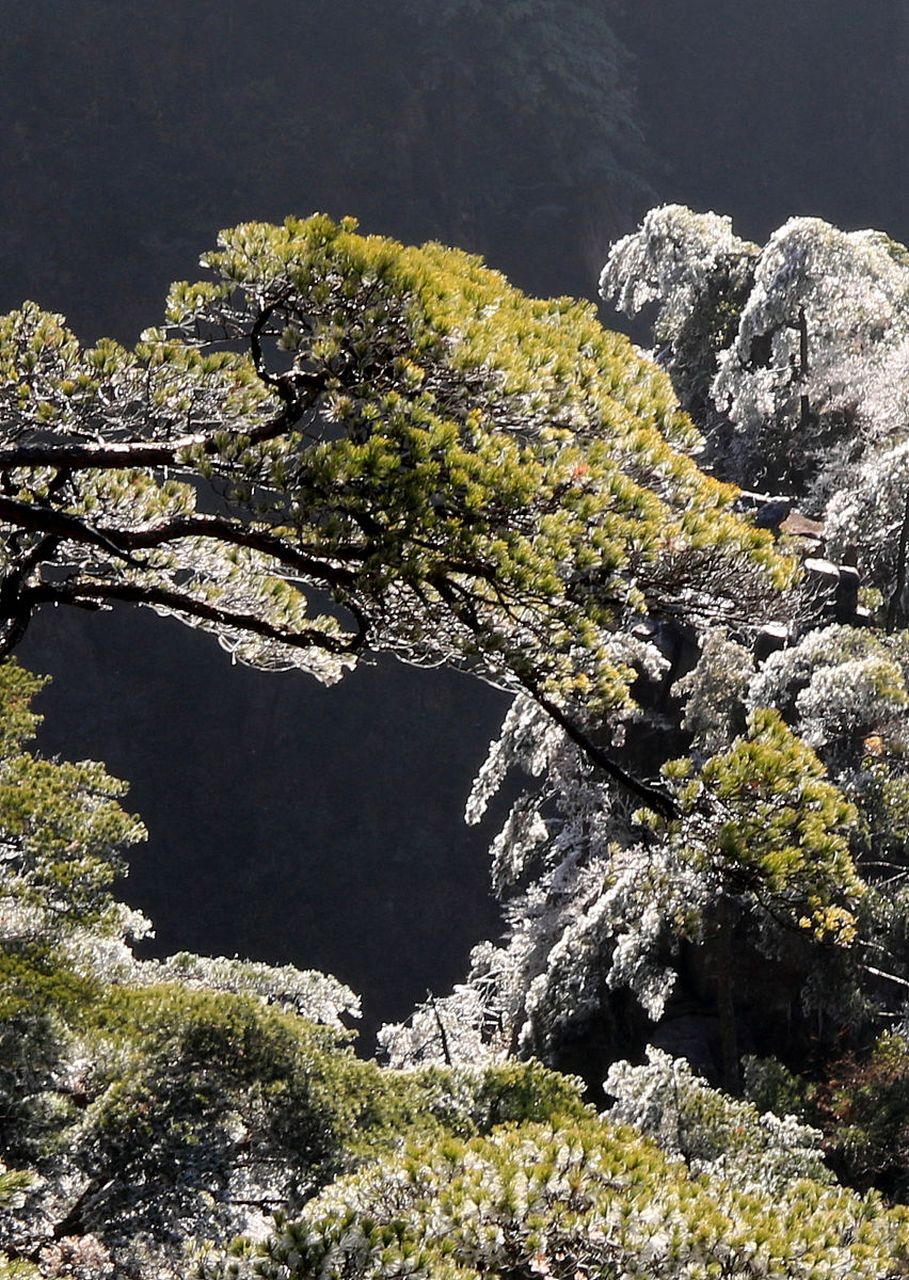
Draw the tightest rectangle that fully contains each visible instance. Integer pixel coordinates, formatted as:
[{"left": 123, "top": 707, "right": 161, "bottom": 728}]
[
  {"left": 596, "top": 842, "right": 712, "bottom": 1019},
  {"left": 710, "top": 218, "right": 909, "bottom": 493},
  {"left": 604, "top": 205, "right": 909, "bottom": 502},
  {"left": 505, "top": 842, "right": 693, "bottom": 1038},
  {"left": 465, "top": 694, "right": 563, "bottom": 824},
  {"left": 602, "top": 628, "right": 671, "bottom": 684},
  {"left": 515, "top": 857, "right": 622, "bottom": 1044},
  {"left": 810, "top": 333, "right": 909, "bottom": 517},
  {"left": 2, "top": 897, "right": 360, "bottom": 1030},
  {"left": 377, "top": 982, "right": 508, "bottom": 1069},
  {"left": 421, "top": 797, "right": 712, "bottom": 1056},
  {"left": 490, "top": 748, "right": 626, "bottom": 1045},
  {"left": 748, "top": 625, "right": 909, "bottom": 757},
  {"left": 51, "top": 466, "right": 356, "bottom": 684},
  {"left": 749, "top": 625, "right": 885, "bottom": 709},
  {"left": 467, "top": 631, "right": 664, "bottom": 829},
  {"left": 376, "top": 937, "right": 525, "bottom": 1069},
  {"left": 397, "top": 729, "right": 628, "bottom": 1056},
  {"left": 675, "top": 627, "right": 754, "bottom": 754},
  {"left": 605, "top": 1047, "right": 830, "bottom": 1194},
  {"left": 56, "top": 906, "right": 154, "bottom": 985},
  {"left": 139, "top": 540, "right": 354, "bottom": 684},
  {"left": 434, "top": 658, "right": 735, "bottom": 1052},
  {"left": 38, "top": 1234, "right": 115, "bottom": 1279},
  {"left": 484, "top": 741, "right": 714, "bottom": 1039},
  {"left": 0, "top": 898, "right": 48, "bottom": 945},
  {"left": 488, "top": 795, "right": 549, "bottom": 895},
  {"left": 419, "top": 622, "right": 896, "bottom": 1059},
  {"left": 714, "top": 219, "right": 909, "bottom": 419},
  {"left": 599, "top": 204, "right": 754, "bottom": 342},
  {"left": 848, "top": 333, "right": 909, "bottom": 452},
  {"left": 827, "top": 438, "right": 909, "bottom": 595},
  {"left": 796, "top": 658, "right": 908, "bottom": 749},
  {"left": 141, "top": 953, "right": 361, "bottom": 1027},
  {"left": 220, "top": 1114, "right": 909, "bottom": 1280}
]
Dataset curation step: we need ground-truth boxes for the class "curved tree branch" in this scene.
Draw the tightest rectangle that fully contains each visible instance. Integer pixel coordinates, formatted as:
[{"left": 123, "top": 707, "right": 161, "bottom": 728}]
[
  {"left": 0, "top": 496, "right": 363, "bottom": 588},
  {"left": 0, "top": 366, "right": 326, "bottom": 473},
  {"left": 24, "top": 580, "right": 364, "bottom": 658},
  {"left": 517, "top": 675, "right": 678, "bottom": 819}
]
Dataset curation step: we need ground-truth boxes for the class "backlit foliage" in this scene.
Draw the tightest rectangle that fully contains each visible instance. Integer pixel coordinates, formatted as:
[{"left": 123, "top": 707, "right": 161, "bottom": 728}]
[
  {"left": 668, "top": 708, "right": 863, "bottom": 944},
  {"left": 0, "top": 216, "right": 785, "bottom": 744},
  {"left": 0, "top": 661, "right": 145, "bottom": 943},
  {"left": 390, "top": 209, "right": 909, "bottom": 1113},
  {"left": 206, "top": 1109, "right": 909, "bottom": 1280}
]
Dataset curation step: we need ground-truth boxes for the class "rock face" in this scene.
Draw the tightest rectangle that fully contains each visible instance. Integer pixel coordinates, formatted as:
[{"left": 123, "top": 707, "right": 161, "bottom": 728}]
[{"left": 738, "top": 493, "right": 869, "bottom": 627}]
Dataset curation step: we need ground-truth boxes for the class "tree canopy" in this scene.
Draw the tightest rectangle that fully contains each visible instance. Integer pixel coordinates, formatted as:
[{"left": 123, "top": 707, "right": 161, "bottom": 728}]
[
  {"left": 380, "top": 208, "right": 909, "bottom": 1165},
  {"left": 0, "top": 215, "right": 787, "bottom": 810}
]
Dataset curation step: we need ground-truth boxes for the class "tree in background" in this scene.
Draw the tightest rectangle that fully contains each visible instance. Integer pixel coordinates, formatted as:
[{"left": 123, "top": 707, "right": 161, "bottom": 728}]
[
  {"left": 0, "top": 0, "right": 650, "bottom": 337},
  {"left": 601, "top": 206, "right": 909, "bottom": 621}
]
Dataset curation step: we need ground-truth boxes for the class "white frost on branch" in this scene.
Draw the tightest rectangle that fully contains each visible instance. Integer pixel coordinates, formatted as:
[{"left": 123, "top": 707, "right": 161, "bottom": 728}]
[
  {"left": 602, "top": 205, "right": 909, "bottom": 504},
  {"left": 377, "top": 980, "right": 508, "bottom": 1068},
  {"left": 139, "top": 952, "right": 361, "bottom": 1028},
  {"left": 747, "top": 624, "right": 909, "bottom": 762},
  {"left": 465, "top": 694, "right": 564, "bottom": 825},
  {"left": 605, "top": 1046, "right": 830, "bottom": 1194},
  {"left": 600, "top": 204, "right": 755, "bottom": 344},
  {"left": 675, "top": 627, "right": 754, "bottom": 755}
]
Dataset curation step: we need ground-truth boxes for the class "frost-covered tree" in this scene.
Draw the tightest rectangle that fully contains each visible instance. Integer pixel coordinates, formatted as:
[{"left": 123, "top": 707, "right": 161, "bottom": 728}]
[
  {"left": 601, "top": 206, "right": 909, "bottom": 627},
  {"left": 0, "top": 216, "right": 792, "bottom": 813},
  {"left": 11, "top": 208, "right": 909, "bottom": 1271},
  {"left": 386, "top": 208, "right": 909, "bottom": 1106},
  {"left": 0, "top": 662, "right": 594, "bottom": 1278},
  {"left": 0, "top": 1164, "right": 36, "bottom": 1279},
  {"left": 386, "top": 690, "right": 878, "bottom": 1086},
  {"left": 0, "top": 661, "right": 146, "bottom": 947},
  {"left": 600, "top": 205, "right": 760, "bottom": 429},
  {"left": 601, "top": 206, "right": 909, "bottom": 519},
  {"left": 605, "top": 1045, "right": 831, "bottom": 1193},
  {"left": 0, "top": 660, "right": 361, "bottom": 1272}
]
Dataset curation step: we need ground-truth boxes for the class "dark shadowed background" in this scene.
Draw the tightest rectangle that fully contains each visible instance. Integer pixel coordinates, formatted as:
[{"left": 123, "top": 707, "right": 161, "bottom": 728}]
[{"left": 5, "top": 0, "right": 907, "bottom": 1035}]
